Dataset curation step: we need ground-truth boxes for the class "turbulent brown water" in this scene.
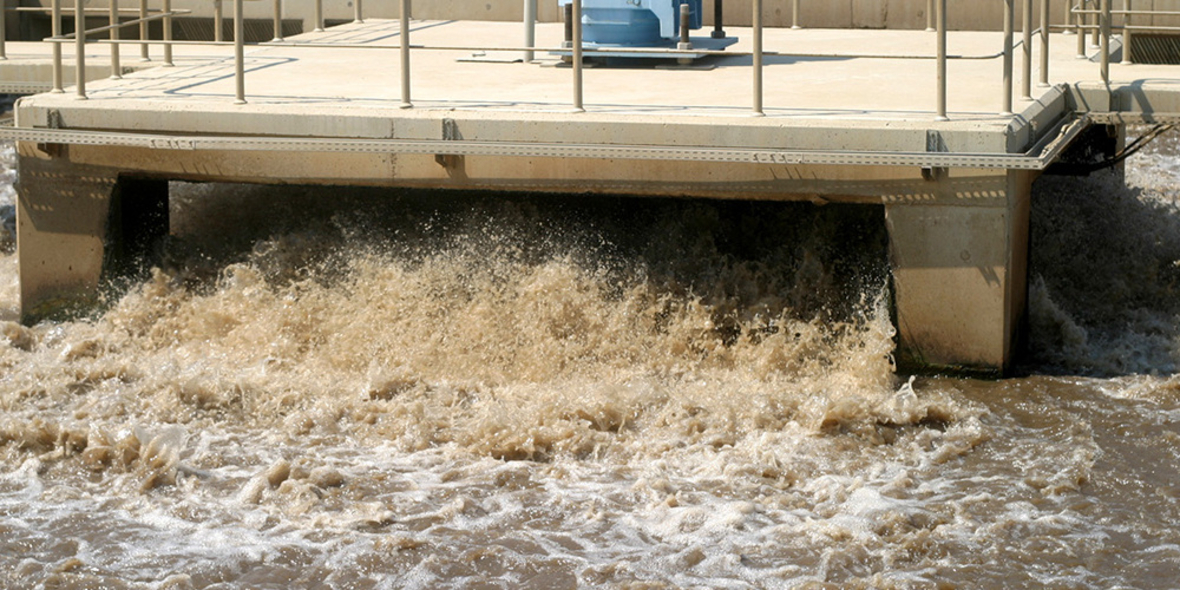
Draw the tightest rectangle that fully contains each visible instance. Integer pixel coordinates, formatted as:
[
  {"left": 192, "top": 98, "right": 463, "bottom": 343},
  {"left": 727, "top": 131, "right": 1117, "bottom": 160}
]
[{"left": 1, "top": 128, "right": 1180, "bottom": 589}]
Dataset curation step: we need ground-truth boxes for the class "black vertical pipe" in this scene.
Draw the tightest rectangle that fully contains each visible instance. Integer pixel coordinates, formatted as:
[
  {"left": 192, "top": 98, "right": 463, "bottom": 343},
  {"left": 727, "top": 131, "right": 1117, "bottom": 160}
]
[{"left": 712, "top": 0, "right": 725, "bottom": 39}]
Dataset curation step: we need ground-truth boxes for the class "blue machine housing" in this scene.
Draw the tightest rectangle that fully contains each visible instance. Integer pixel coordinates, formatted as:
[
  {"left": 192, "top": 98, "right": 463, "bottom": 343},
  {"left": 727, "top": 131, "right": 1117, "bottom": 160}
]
[{"left": 559, "top": 0, "right": 704, "bottom": 47}]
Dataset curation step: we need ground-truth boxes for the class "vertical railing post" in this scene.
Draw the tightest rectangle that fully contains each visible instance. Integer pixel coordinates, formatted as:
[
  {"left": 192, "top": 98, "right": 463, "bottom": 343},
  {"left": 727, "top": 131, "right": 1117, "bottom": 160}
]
[
  {"left": 139, "top": 0, "right": 149, "bottom": 61},
  {"left": 1122, "top": 0, "right": 1133, "bottom": 64},
  {"left": 1, "top": 0, "right": 7, "bottom": 61},
  {"left": 1100, "top": 0, "right": 1110, "bottom": 84},
  {"left": 234, "top": 0, "right": 245, "bottom": 104},
  {"left": 1002, "top": 0, "right": 1014, "bottom": 114},
  {"left": 926, "top": 0, "right": 934, "bottom": 32},
  {"left": 791, "top": 0, "right": 799, "bottom": 29},
  {"left": 572, "top": 0, "right": 584, "bottom": 112},
  {"left": 314, "top": 0, "right": 323, "bottom": 32},
  {"left": 1022, "top": 0, "right": 1032, "bottom": 99},
  {"left": 74, "top": 0, "right": 86, "bottom": 98},
  {"left": 1091, "top": 0, "right": 1100, "bottom": 46},
  {"left": 354, "top": 0, "right": 363, "bottom": 24},
  {"left": 51, "top": 0, "right": 63, "bottom": 92},
  {"left": 1039, "top": 0, "right": 1050, "bottom": 86},
  {"left": 1064, "top": 0, "right": 1074, "bottom": 34},
  {"left": 273, "top": 0, "right": 283, "bottom": 41},
  {"left": 110, "top": 0, "right": 121, "bottom": 77},
  {"left": 163, "top": 0, "right": 173, "bottom": 65},
  {"left": 936, "top": 0, "right": 947, "bottom": 120},
  {"left": 214, "top": 0, "right": 224, "bottom": 42},
  {"left": 400, "top": 0, "right": 411, "bottom": 108},
  {"left": 753, "top": 0, "right": 763, "bottom": 115},
  {"left": 523, "top": 0, "right": 536, "bottom": 63},
  {"left": 1077, "top": 0, "right": 1087, "bottom": 56}
]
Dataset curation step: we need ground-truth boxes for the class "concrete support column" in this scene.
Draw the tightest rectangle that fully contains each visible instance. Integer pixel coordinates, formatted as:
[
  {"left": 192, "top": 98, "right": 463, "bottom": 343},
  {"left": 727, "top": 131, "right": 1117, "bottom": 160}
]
[
  {"left": 16, "top": 146, "right": 168, "bottom": 323},
  {"left": 885, "top": 169, "right": 1034, "bottom": 375}
]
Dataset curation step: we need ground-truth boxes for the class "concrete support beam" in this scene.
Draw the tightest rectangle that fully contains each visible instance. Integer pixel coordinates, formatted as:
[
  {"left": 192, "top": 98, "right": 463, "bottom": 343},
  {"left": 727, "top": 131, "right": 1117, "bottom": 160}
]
[
  {"left": 885, "top": 169, "right": 1034, "bottom": 375},
  {"left": 16, "top": 145, "right": 168, "bottom": 323}
]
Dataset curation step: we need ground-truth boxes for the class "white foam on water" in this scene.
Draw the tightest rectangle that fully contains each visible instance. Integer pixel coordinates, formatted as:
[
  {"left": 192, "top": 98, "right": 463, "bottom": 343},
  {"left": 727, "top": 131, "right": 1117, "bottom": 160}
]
[{"left": 1, "top": 134, "right": 1180, "bottom": 588}]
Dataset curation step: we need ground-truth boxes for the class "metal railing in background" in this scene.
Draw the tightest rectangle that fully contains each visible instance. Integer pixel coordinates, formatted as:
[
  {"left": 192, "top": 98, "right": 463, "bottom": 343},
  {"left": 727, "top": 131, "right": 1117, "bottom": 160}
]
[{"left": 19, "top": 0, "right": 1180, "bottom": 122}]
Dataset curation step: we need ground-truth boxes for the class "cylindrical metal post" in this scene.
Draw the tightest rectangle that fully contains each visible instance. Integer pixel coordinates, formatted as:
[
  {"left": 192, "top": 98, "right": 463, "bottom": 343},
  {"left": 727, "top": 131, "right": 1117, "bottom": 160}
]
[
  {"left": 354, "top": 0, "right": 363, "bottom": 24},
  {"left": 74, "top": 0, "right": 86, "bottom": 98},
  {"left": 926, "top": 0, "right": 934, "bottom": 32},
  {"left": 712, "top": 0, "right": 725, "bottom": 39},
  {"left": 400, "top": 0, "right": 411, "bottom": 108},
  {"left": 1122, "top": 0, "right": 1133, "bottom": 64},
  {"left": 1064, "top": 0, "right": 1074, "bottom": 34},
  {"left": 51, "top": 0, "right": 62, "bottom": 92},
  {"left": 110, "top": 0, "right": 121, "bottom": 77},
  {"left": 214, "top": 0, "right": 223, "bottom": 42},
  {"left": 139, "top": 0, "right": 149, "bottom": 61},
  {"left": 273, "top": 0, "right": 283, "bottom": 41},
  {"left": 1022, "top": 0, "right": 1032, "bottom": 99},
  {"left": 234, "top": 0, "right": 245, "bottom": 103},
  {"left": 791, "top": 0, "right": 799, "bottom": 29},
  {"left": 753, "top": 0, "right": 763, "bottom": 115},
  {"left": 1077, "top": 0, "right": 1087, "bottom": 56},
  {"left": 563, "top": 3, "right": 573, "bottom": 47},
  {"left": 523, "top": 0, "right": 536, "bottom": 62},
  {"left": 1091, "top": 0, "right": 1100, "bottom": 46},
  {"left": 163, "top": 0, "right": 173, "bottom": 65},
  {"left": 936, "top": 0, "right": 947, "bottom": 120},
  {"left": 679, "top": 3, "right": 690, "bottom": 46},
  {"left": 313, "top": 0, "right": 323, "bottom": 32},
  {"left": 572, "top": 0, "right": 583, "bottom": 112},
  {"left": 1002, "top": 0, "right": 1014, "bottom": 114},
  {"left": 1039, "top": 0, "right": 1050, "bottom": 86},
  {"left": 1100, "top": 0, "right": 1110, "bottom": 83},
  {"left": 1, "top": 0, "right": 7, "bottom": 61}
]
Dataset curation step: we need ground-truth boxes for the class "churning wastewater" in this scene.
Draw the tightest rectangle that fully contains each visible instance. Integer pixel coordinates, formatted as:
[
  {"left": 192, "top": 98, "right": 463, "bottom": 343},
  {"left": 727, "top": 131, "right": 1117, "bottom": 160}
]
[{"left": 2, "top": 127, "right": 1180, "bottom": 589}]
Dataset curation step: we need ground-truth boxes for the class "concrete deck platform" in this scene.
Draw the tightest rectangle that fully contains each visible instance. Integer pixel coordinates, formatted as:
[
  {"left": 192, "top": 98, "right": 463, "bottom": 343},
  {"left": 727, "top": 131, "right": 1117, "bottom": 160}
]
[
  {"left": 0, "top": 40, "right": 234, "bottom": 94},
  {"left": 5, "top": 20, "right": 1180, "bottom": 374}
]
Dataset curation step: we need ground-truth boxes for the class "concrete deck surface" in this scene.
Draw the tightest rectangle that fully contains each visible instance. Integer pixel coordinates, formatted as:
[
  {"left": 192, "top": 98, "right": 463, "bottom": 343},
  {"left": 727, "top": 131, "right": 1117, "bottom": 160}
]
[{"left": 6, "top": 20, "right": 1180, "bottom": 155}]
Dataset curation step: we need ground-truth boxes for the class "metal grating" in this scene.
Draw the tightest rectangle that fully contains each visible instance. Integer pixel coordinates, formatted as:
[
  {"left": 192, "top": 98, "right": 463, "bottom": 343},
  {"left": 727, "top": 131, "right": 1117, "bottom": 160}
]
[
  {"left": 1130, "top": 34, "right": 1180, "bottom": 65},
  {"left": 173, "top": 17, "right": 303, "bottom": 43}
]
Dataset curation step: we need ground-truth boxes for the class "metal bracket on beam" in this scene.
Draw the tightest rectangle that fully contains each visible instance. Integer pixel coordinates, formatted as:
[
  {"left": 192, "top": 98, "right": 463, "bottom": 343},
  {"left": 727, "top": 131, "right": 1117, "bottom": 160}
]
[
  {"left": 922, "top": 129, "right": 947, "bottom": 181},
  {"left": 434, "top": 117, "right": 462, "bottom": 169}
]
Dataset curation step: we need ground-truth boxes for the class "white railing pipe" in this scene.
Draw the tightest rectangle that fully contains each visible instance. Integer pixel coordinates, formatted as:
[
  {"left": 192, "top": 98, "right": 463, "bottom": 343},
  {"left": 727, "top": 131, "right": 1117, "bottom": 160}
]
[
  {"left": 1039, "top": 0, "right": 1050, "bottom": 86},
  {"left": 753, "top": 0, "right": 763, "bottom": 114},
  {"left": 314, "top": 0, "right": 323, "bottom": 31},
  {"left": 139, "top": 0, "right": 149, "bottom": 61},
  {"left": 234, "top": 0, "right": 245, "bottom": 103},
  {"left": 75, "top": 0, "right": 86, "bottom": 98},
  {"left": 1122, "top": 0, "right": 1132, "bottom": 64},
  {"left": 1, "top": 0, "right": 7, "bottom": 60},
  {"left": 1003, "top": 0, "right": 1014, "bottom": 114},
  {"left": 163, "top": 0, "right": 173, "bottom": 65},
  {"left": 1022, "top": 0, "right": 1032, "bottom": 99},
  {"left": 214, "top": 0, "right": 223, "bottom": 41},
  {"left": 400, "top": 0, "right": 411, "bottom": 108},
  {"left": 523, "top": 0, "right": 536, "bottom": 63},
  {"left": 273, "top": 0, "right": 283, "bottom": 41},
  {"left": 1100, "top": 0, "right": 1110, "bottom": 83},
  {"left": 936, "top": 0, "right": 947, "bottom": 120},
  {"left": 572, "top": 0, "right": 583, "bottom": 112},
  {"left": 52, "top": 0, "right": 63, "bottom": 92},
  {"left": 110, "top": 0, "right": 121, "bottom": 77}
]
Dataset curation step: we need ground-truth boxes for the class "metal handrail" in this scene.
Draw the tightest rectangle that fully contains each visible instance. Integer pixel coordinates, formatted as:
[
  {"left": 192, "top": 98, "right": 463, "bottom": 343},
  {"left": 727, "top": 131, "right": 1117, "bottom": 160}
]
[{"left": 19, "top": 0, "right": 1178, "bottom": 122}]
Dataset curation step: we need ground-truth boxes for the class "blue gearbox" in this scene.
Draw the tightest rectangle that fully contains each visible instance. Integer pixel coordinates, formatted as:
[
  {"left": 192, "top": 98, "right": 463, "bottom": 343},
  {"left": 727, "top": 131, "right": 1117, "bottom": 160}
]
[{"left": 558, "top": 0, "right": 704, "bottom": 46}]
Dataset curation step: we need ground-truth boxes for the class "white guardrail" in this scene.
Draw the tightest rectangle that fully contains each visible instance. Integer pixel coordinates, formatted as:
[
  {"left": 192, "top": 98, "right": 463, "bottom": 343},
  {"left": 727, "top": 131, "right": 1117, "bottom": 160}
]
[{"left": 0, "top": 0, "right": 1174, "bottom": 120}]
